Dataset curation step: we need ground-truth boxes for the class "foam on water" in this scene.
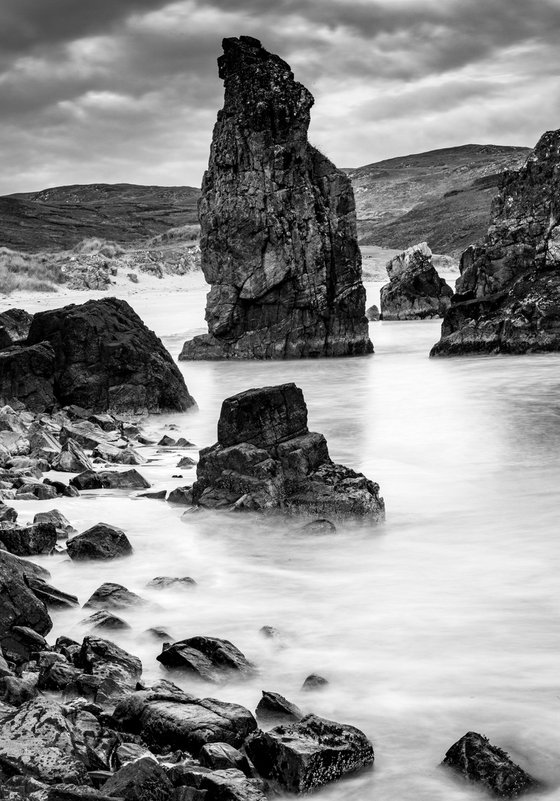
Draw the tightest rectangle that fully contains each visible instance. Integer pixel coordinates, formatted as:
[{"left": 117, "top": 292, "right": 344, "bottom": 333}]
[{"left": 8, "top": 278, "right": 560, "bottom": 800}]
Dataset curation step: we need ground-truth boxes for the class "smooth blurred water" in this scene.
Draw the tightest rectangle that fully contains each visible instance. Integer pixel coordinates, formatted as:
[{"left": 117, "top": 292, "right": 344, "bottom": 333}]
[{"left": 8, "top": 277, "right": 560, "bottom": 800}]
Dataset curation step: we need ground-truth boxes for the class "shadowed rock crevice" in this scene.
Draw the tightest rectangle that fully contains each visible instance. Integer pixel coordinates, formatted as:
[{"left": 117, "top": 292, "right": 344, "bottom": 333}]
[{"left": 180, "top": 36, "right": 372, "bottom": 360}]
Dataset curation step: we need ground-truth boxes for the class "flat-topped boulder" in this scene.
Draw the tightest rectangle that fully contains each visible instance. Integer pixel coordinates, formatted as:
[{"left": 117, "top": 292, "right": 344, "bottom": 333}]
[
  {"left": 380, "top": 242, "right": 453, "bottom": 320},
  {"left": 192, "top": 383, "right": 384, "bottom": 520},
  {"left": 25, "top": 297, "right": 195, "bottom": 413},
  {"left": 431, "top": 129, "right": 560, "bottom": 355},
  {"left": 180, "top": 36, "right": 371, "bottom": 360}
]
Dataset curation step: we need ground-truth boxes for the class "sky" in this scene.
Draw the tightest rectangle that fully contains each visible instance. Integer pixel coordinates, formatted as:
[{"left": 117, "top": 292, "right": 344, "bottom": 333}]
[{"left": 1, "top": 0, "right": 560, "bottom": 195}]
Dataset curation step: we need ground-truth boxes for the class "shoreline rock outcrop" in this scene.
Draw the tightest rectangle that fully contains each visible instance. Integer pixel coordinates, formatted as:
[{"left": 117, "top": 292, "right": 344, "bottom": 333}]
[
  {"left": 190, "top": 382, "right": 385, "bottom": 519},
  {"left": 180, "top": 36, "right": 372, "bottom": 360},
  {"left": 431, "top": 129, "right": 560, "bottom": 355},
  {"left": 380, "top": 242, "right": 452, "bottom": 320}
]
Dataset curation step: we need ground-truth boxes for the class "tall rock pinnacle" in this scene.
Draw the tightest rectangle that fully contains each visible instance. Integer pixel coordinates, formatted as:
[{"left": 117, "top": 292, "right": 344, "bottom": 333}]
[{"left": 180, "top": 36, "right": 372, "bottom": 360}]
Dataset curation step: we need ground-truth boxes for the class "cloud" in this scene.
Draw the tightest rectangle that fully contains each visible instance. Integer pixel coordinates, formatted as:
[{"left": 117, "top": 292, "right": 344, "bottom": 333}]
[{"left": 0, "top": 0, "right": 559, "bottom": 195}]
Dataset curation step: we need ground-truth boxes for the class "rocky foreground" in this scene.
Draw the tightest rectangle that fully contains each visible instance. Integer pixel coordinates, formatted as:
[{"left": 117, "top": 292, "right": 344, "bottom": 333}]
[{"left": 180, "top": 36, "right": 371, "bottom": 360}]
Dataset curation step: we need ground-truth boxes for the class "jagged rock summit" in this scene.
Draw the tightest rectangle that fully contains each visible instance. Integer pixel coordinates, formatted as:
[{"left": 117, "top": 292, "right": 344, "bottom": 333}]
[
  {"left": 191, "top": 382, "right": 385, "bottom": 520},
  {"left": 180, "top": 36, "right": 372, "bottom": 360},
  {"left": 380, "top": 242, "right": 453, "bottom": 320},
  {"left": 431, "top": 129, "right": 560, "bottom": 355}
]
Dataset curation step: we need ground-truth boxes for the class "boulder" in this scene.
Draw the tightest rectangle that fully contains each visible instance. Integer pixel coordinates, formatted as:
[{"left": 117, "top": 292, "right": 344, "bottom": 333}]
[
  {"left": 33, "top": 509, "right": 76, "bottom": 540},
  {"left": 366, "top": 305, "right": 380, "bottom": 321},
  {"left": 15, "top": 481, "right": 58, "bottom": 500},
  {"left": 0, "top": 522, "right": 57, "bottom": 556},
  {"left": 167, "top": 486, "right": 193, "bottom": 505},
  {"left": 0, "top": 697, "right": 90, "bottom": 784},
  {"left": 431, "top": 129, "right": 560, "bottom": 355},
  {"left": 52, "top": 440, "right": 93, "bottom": 473},
  {"left": 112, "top": 691, "right": 257, "bottom": 755},
  {"left": 67, "top": 523, "right": 133, "bottom": 561},
  {"left": 301, "top": 673, "right": 328, "bottom": 691},
  {"left": 0, "top": 309, "right": 33, "bottom": 348},
  {"left": 255, "top": 691, "right": 302, "bottom": 724},
  {"left": 199, "top": 743, "right": 252, "bottom": 775},
  {"left": 146, "top": 576, "right": 196, "bottom": 590},
  {"left": 179, "top": 36, "right": 371, "bottom": 360},
  {"left": 26, "top": 576, "right": 79, "bottom": 609},
  {"left": 26, "top": 298, "right": 196, "bottom": 413},
  {"left": 0, "top": 502, "right": 17, "bottom": 523},
  {"left": 0, "top": 552, "right": 52, "bottom": 658},
  {"left": 77, "top": 636, "right": 142, "bottom": 687},
  {"left": 81, "top": 611, "right": 130, "bottom": 632},
  {"left": 70, "top": 469, "right": 150, "bottom": 491},
  {"left": 442, "top": 731, "right": 540, "bottom": 797},
  {"left": 2, "top": 625, "right": 49, "bottom": 665},
  {"left": 192, "top": 383, "right": 384, "bottom": 520},
  {"left": 0, "top": 343, "right": 56, "bottom": 412},
  {"left": 156, "top": 636, "right": 256, "bottom": 683},
  {"left": 168, "top": 765, "right": 266, "bottom": 801},
  {"left": 83, "top": 583, "right": 146, "bottom": 610},
  {"left": 380, "top": 242, "right": 453, "bottom": 320},
  {"left": 244, "top": 713, "right": 374, "bottom": 793},
  {"left": 101, "top": 756, "right": 173, "bottom": 801}
]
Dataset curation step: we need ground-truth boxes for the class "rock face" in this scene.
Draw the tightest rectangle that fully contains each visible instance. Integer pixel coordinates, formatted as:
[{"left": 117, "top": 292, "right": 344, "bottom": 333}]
[
  {"left": 380, "top": 242, "right": 453, "bottom": 320},
  {"left": 0, "top": 309, "right": 33, "bottom": 348},
  {"left": 25, "top": 298, "right": 195, "bottom": 413},
  {"left": 192, "top": 383, "right": 384, "bottom": 520},
  {"left": 442, "top": 731, "right": 540, "bottom": 797},
  {"left": 0, "top": 343, "right": 56, "bottom": 412},
  {"left": 180, "top": 36, "right": 371, "bottom": 360},
  {"left": 245, "top": 713, "right": 374, "bottom": 793},
  {"left": 431, "top": 130, "right": 560, "bottom": 355}
]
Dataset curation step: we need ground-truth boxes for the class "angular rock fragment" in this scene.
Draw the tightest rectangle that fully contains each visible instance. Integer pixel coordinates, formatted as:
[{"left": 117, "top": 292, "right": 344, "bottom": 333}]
[
  {"left": 157, "top": 636, "right": 256, "bottom": 683},
  {"left": 146, "top": 576, "right": 196, "bottom": 590},
  {"left": 27, "top": 576, "right": 79, "bottom": 609},
  {"left": 442, "top": 731, "right": 540, "bottom": 798},
  {"left": 0, "top": 343, "right": 56, "bottom": 412},
  {"left": 83, "top": 583, "right": 146, "bottom": 610},
  {"left": 52, "top": 440, "right": 93, "bottom": 473},
  {"left": 70, "top": 469, "right": 150, "bottom": 491},
  {"left": 77, "top": 636, "right": 142, "bottom": 687},
  {"left": 0, "top": 522, "right": 57, "bottom": 556},
  {"left": 81, "top": 611, "right": 130, "bottom": 632},
  {"left": 169, "top": 765, "right": 266, "bottom": 801},
  {"left": 34, "top": 509, "right": 76, "bottom": 540},
  {"left": 101, "top": 756, "right": 173, "bottom": 801},
  {"left": 0, "top": 309, "right": 33, "bottom": 348},
  {"left": 255, "top": 690, "right": 302, "bottom": 724},
  {"left": 245, "top": 713, "right": 374, "bottom": 793},
  {"left": 180, "top": 36, "right": 371, "bottom": 361},
  {"left": 380, "top": 242, "right": 452, "bottom": 320},
  {"left": 67, "top": 523, "right": 133, "bottom": 561},
  {"left": 192, "top": 383, "right": 384, "bottom": 519}
]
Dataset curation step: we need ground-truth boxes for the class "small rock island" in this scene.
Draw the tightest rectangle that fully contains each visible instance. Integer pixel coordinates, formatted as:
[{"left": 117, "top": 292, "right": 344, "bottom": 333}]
[{"left": 180, "top": 36, "right": 372, "bottom": 360}]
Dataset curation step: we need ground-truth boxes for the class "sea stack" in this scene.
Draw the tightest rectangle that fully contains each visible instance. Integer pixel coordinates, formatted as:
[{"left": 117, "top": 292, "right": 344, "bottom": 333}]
[
  {"left": 380, "top": 242, "right": 452, "bottom": 320},
  {"left": 180, "top": 36, "right": 372, "bottom": 360},
  {"left": 431, "top": 129, "right": 560, "bottom": 355}
]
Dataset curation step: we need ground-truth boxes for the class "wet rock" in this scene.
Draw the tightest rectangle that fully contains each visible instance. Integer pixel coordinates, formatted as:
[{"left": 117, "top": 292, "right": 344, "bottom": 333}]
[
  {"left": 92, "top": 442, "right": 145, "bottom": 466},
  {"left": 0, "top": 309, "right": 33, "bottom": 349},
  {"left": 26, "top": 298, "right": 196, "bottom": 414},
  {"left": 38, "top": 660, "right": 82, "bottom": 693},
  {"left": 259, "top": 626, "right": 279, "bottom": 640},
  {"left": 145, "top": 627, "right": 171, "bottom": 641},
  {"left": 180, "top": 36, "right": 371, "bottom": 361},
  {"left": 28, "top": 424, "right": 62, "bottom": 461},
  {"left": 27, "top": 576, "right": 79, "bottom": 609},
  {"left": 300, "top": 518, "right": 336, "bottom": 534},
  {"left": 177, "top": 456, "right": 196, "bottom": 468},
  {"left": 70, "top": 469, "right": 150, "bottom": 491},
  {"left": 199, "top": 743, "right": 252, "bottom": 776},
  {"left": 67, "top": 524, "right": 133, "bottom": 561},
  {"left": 60, "top": 421, "right": 115, "bottom": 450},
  {"left": 146, "top": 576, "right": 196, "bottom": 590},
  {"left": 77, "top": 636, "right": 142, "bottom": 688},
  {"left": 88, "top": 414, "right": 118, "bottom": 433},
  {"left": 2, "top": 625, "right": 48, "bottom": 664},
  {"left": 157, "top": 435, "right": 176, "bottom": 447},
  {"left": 0, "top": 502, "right": 17, "bottom": 523},
  {"left": 380, "top": 242, "right": 452, "bottom": 320},
  {"left": 192, "top": 383, "right": 384, "bottom": 520},
  {"left": 255, "top": 691, "right": 302, "bottom": 724},
  {"left": 15, "top": 482, "right": 58, "bottom": 500},
  {"left": 43, "top": 478, "right": 80, "bottom": 497},
  {"left": 3, "top": 774, "right": 49, "bottom": 801},
  {"left": 366, "top": 304, "right": 380, "bottom": 321},
  {"left": 83, "top": 583, "right": 146, "bottom": 611},
  {"left": 48, "top": 785, "right": 115, "bottom": 801},
  {"left": 81, "top": 612, "right": 131, "bottom": 632},
  {"left": 169, "top": 765, "right": 266, "bottom": 801},
  {"left": 114, "top": 742, "right": 155, "bottom": 768},
  {"left": 0, "top": 343, "right": 56, "bottom": 413},
  {"left": 137, "top": 490, "right": 167, "bottom": 500},
  {"left": 167, "top": 486, "right": 193, "bottom": 505},
  {"left": 156, "top": 636, "right": 256, "bottom": 683},
  {"left": 432, "top": 129, "right": 560, "bottom": 355},
  {"left": 1, "top": 675, "right": 38, "bottom": 706},
  {"left": 301, "top": 673, "right": 328, "bottom": 691},
  {"left": 52, "top": 441, "right": 93, "bottom": 473},
  {"left": 0, "top": 697, "right": 90, "bottom": 784},
  {"left": 0, "top": 523, "right": 57, "bottom": 556},
  {"left": 101, "top": 756, "right": 173, "bottom": 801},
  {"left": 245, "top": 713, "right": 374, "bottom": 793},
  {"left": 112, "top": 691, "right": 257, "bottom": 755},
  {"left": 442, "top": 731, "right": 540, "bottom": 798},
  {"left": 33, "top": 510, "right": 76, "bottom": 540},
  {"left": 0, "top": 552, "right": 52, "bottom": 657}
]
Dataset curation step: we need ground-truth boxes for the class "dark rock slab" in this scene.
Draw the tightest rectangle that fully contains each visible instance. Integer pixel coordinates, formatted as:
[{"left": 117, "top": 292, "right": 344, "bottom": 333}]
[
  {"left": 112, "top": 691, "right": 257, "bottom": 755},
  {"left": 180, "top": 36, "right": 371, "bottom": 361},
  {"left": 146, "top": 576, "right": 196, "bottom": 590},
  {"left": 77, "top": 636, "right": 142, "bottom": 687},
  {"left": 34, "top": 509, "right": 76, "bottom": 540},
  {"left": 0, "top": 343, "right": 56, "bottom": 412},
  {"left": 0, "top": 522, "right": 57, "bottom": 556},
  {"left": 156, "top": 636, "right": 256, "bottom": 683},
  {"left": 199, "top": 743, "right": 252, "bottom": 776},
  {"left": 15, "top": 481, "right": 59, "bottom": 500},
  {"left": 442, "top": 731, "right": 540, "bottom": 798},
  {"left": 245, "top": 713, "right": 374, "bottom": 793},
  {"left": 101, "top": 756, "right": 173, "bottom": 801},
  {"left": 26, "top": 297, "right": 196, "bottom": 413},
  {"left": 255, "top": 691, "right": 302, "bottom": 724},
  {"left": 380, "top": 242, "right": 452, "bottom": 320},
  {"left": 301, "top": 673, "right": 328, "bottom": 691},
  {"left": 167, "top": 486, "right": 193, "bottom": 505},
  {"left": 169, "top": 765, "right": 266, "bottom": 801},
  {"left": 0, "top": 553, "right": 52, "bottom": 657},
  {"left": 27, "top": 576, "right": 79, "bottom": 609},
  {"left": 0, "top": 309, "right": 33, "bottom": 349},
  {"left": 67, "top": 524, "right": 133, "bottom": 561},
  {"left": 52, "top": 440, "right": 93, "bottom": 473},
  {"left": 431, "top": 129, "right": 560, "bottom": 355},
  {"left": 0, "top": 502, "right": 17, "bottom": 523},
  {"left": 70, "top": 469, "right": 150, "bottom": 491},
  {"left": 83, "top": 583, "right": 146, "bottom": 610}
]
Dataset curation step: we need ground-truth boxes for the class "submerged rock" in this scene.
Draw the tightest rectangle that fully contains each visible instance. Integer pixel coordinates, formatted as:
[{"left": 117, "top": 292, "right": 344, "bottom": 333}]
[
  {"left": 192, "top": 383, "right": 384, "bottom": 520},
  {"left": 380, "top": 242, "right": 453, "bottom": 320},
  {"left": 245, "top": 713, "right": 374, "bottom": 793},
  {"left": 442, "top": 731, "right": 540, "bottom": 797},
  {"left": 432, "top": 130, "right": 560, "bottom": 355},
  {"left": 180, "top": 36, "right": 371, "bottom": 360},
  {"left": 70, "top": 469, "right": 150, "bottom": 491},
  {"left": 157, "top": 636, "right": 256, "bottom": 683},
  {"left": 25, "top": 297, "right": 196, "bottom": 413},
  {"left": 255, "top": 690, "right": 303, "bottom": 724},
  {"left": 83, "top": 583, "right": 146, "bottom": 610},
  {"left": 67, "top": 523, "right": 133, "bottom": 561}
]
